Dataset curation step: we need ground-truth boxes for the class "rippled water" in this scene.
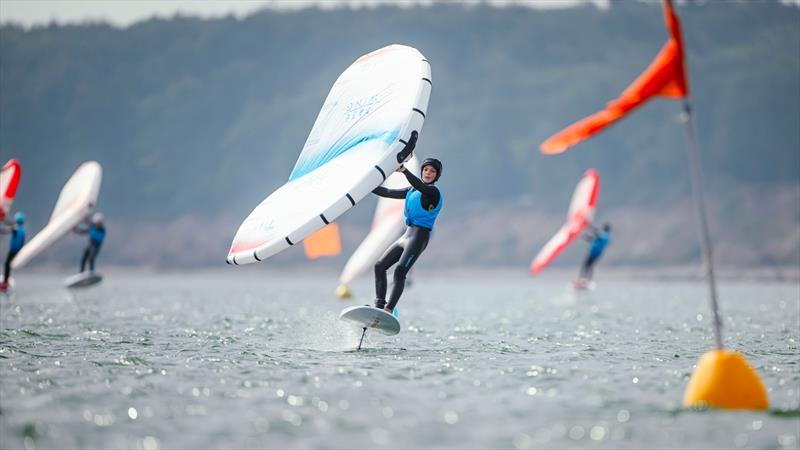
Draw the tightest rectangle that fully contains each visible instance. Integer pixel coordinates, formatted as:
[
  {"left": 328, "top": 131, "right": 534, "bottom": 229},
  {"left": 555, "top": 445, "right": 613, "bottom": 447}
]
[{"left": 1, "top": 273, "right": 798, "bottom": 449}]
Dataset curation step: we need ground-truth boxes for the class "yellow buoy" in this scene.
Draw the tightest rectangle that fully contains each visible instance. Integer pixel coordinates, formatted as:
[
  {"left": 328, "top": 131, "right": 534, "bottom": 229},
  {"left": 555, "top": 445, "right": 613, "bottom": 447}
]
[
  {"left": 683, "top": 349, "right": 768, "bottom": 410},
  {"left": 335, "top": 284, "right": 352, "bottom": 299}
]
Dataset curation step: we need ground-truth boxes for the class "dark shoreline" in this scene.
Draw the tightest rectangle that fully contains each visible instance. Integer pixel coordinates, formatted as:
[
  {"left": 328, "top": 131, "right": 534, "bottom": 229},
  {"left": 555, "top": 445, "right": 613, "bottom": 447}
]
[{"left": 14, "top": 264, "right": 800, "bottom": 283}]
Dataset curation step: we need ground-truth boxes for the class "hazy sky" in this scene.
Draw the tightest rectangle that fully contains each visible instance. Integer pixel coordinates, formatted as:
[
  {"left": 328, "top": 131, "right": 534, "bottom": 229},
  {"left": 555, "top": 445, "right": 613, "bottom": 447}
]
[
  {"left": 3, "top": 0, "right": 798, "bottom": 28},
  {"left": 0, "top": 0, "right": 615, "bottom": 28}
]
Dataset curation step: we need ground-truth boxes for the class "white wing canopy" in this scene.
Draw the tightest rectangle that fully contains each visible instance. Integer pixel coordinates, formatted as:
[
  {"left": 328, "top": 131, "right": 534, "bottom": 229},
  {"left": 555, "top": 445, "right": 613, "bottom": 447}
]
[
  {"left": 12, "top": 162, "right": 102, "bottom": 269},
  {"left": 227, "top": 44, "right": 431, "bottom": 265}
]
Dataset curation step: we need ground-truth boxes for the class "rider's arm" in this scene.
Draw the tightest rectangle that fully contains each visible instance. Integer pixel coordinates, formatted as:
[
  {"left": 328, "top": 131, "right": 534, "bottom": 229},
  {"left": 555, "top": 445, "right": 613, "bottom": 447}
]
[
  {"left": 73, "top": 215, "right": 92, "bottom": 234},
  {"left": 372, "top": 186, "right": 409, "bottom": 199},
  {"left": 402, "top": 169, "right": 438, "bottom": 198}
]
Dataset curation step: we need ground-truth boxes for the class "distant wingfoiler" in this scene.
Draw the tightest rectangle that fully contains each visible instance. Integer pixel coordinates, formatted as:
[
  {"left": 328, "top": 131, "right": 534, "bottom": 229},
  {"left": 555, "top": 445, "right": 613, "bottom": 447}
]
[
  {"left": 530, "top": 169, "right": 599, "bottom": 275},
  {"left": 227, "top": 44, "right": 431, "bottom": 265},
  {"left": 12, "top": 162, "right": 102, "bottom": 269}
]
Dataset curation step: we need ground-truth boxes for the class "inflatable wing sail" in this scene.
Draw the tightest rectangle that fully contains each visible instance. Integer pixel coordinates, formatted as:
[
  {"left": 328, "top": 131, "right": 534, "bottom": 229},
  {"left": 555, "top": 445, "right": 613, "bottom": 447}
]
[
  {"left": 303, "top": 223, "right": 342, "bottom": 260},
  {"left": 339, "top": 155, "right": 420, "bottom": 286},
  {"left": 0, "top": 159, "right": 22, "bottom": 222},
  {"left": 227, "top": 44, "right": 431, "bottom": 265},
  {"left": 12, "top": 162, "right": 102, "bottom": 269},
  {"left": 530, "top": 169, "right": 599, "bottom": 275}
]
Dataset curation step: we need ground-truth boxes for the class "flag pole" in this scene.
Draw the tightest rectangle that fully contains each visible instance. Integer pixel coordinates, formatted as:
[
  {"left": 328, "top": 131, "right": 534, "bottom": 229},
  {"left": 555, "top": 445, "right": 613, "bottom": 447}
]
[
  {"left": 679, "top": 100, "right": 723, "bottom": 350},
  {"left": 681, "top": 99, "right": 768, "bottom": 409}
]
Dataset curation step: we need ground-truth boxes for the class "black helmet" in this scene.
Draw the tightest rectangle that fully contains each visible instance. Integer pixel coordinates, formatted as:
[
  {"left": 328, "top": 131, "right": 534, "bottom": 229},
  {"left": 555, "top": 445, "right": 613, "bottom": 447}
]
[{"left": 420, "top": 158, "right": 442, "bottom": 183}]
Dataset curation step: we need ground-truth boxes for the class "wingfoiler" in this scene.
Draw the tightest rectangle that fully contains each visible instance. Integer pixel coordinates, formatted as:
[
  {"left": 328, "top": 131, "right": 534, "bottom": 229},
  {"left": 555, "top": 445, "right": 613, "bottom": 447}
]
[
  {"left": 227, "top": 44, "right": 431, "bottom": 265},
  {"left": 530, "top": 169, "right": 599, "bottom": 275},
  {"left": 12, "top": 162, "right": 102, "bottom": 269}
]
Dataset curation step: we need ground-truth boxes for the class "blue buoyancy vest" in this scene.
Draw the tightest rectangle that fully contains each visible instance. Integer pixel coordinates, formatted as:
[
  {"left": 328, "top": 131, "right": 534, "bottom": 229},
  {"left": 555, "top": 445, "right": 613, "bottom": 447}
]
[
  {"left": 590, "top": 232, "right": 611, "bottom": 258},
  {"left": 9, "top": 225, "right": 25, "bottom": 252},
  {"left": 89, "top": 224, "right": 106, "bottom": 245},
  {"left": 404, "top": 187, "right": 442, "bottom": 230}
]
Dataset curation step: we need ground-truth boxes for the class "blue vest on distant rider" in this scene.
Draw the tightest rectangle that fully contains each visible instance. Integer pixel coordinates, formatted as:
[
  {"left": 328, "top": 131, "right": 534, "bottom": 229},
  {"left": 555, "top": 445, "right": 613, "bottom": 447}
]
[
  {"left": 9, "top": 225, "right": 25, "bottom": 253},
  {"left": 590, "top": 232, "right": 611, "bottom": 258},
  {"left": 404, "top": 187, "right": 442, "bottom": 230},
  {"left": 89, "top": 224, "right": 106, "bottom": 245}
]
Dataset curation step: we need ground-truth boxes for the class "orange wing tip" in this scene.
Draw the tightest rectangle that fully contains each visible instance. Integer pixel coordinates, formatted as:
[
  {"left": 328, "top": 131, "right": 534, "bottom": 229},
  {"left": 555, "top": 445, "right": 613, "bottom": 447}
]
[{"left": 540, "top": 140, "right": 569, "bottom": 155}]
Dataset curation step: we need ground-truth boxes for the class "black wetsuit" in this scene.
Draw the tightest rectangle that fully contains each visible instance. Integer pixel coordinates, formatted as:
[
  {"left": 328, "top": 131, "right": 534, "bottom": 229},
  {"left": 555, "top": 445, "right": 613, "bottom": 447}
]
[
  {"left": 4, "top": 250, "right": 18, "bottom": 283},
  {"left": 81, "top": 242, "right": 101, "bottom": 272},
  {"left": 372, "top": 170, "right": 441, "bottom": 311},
  {"left": 579, "top": 253, "right": 598, "bottom": 280},
  {"left": 1, "top": 223, "right": 24, "bottom": 284}
]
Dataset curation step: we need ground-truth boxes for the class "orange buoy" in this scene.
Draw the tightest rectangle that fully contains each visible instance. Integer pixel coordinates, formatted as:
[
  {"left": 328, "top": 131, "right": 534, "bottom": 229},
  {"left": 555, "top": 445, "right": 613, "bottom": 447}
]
[{"left": 683, "top": 350, "right": 768, "bottom": 410}]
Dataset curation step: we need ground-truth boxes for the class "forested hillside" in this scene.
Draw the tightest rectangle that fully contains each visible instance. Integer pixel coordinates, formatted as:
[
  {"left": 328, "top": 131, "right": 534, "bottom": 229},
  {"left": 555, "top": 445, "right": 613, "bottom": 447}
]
[{"left": 1, "top": 1, "right": 797, "bottom": 270}]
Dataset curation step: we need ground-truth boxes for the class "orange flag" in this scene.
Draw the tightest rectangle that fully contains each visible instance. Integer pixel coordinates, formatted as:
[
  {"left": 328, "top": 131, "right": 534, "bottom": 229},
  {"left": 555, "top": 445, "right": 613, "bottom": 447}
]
[
  {"left": 303, "top": 224, "right": 342, "bottom": 259},
  {"left": 541, "top": 0, "right": 690, "bottom": 154}
]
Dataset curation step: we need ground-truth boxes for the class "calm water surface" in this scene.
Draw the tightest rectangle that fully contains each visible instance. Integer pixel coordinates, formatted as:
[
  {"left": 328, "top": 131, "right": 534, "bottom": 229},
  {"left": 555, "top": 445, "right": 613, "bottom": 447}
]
[{"left": 1, "top": 273, "right": 798, "bottom": 449}]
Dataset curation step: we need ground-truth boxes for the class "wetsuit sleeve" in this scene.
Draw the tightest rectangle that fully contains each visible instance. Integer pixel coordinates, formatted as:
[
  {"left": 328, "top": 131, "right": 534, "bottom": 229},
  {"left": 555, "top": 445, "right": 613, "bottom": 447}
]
[
  {"left": 73, "top": 224, "right": 88, "bottom": 234},
  {"left": 372, "top": 186, "right": 409, "bottom": 199},
  {"left": 402, "top": 171, "right": 438, "bottom": 197},
  {"left": 402, "top": 171, "right": 440, "bottom": 209}
]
